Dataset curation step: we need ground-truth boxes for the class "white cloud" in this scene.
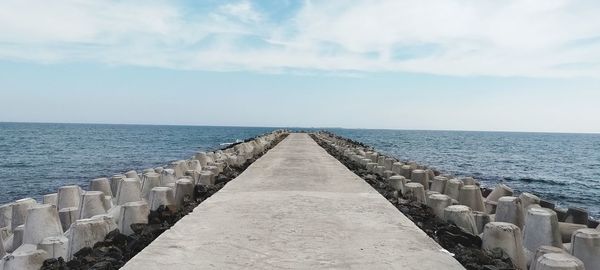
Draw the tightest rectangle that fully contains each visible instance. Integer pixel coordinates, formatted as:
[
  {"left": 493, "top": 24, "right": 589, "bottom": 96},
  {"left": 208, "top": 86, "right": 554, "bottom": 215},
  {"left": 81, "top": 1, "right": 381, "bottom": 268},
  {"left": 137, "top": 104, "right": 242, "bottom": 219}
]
[{"left": 1, "top": 0, "right": 600, "bottom": 77}]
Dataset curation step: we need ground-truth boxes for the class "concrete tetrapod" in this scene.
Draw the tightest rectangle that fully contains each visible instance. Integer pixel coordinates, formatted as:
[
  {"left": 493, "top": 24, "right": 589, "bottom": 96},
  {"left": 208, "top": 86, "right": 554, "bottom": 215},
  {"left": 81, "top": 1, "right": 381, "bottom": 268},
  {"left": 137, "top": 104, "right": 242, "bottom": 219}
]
[
  {"left": 461, "top": 177, "right": 477, "bottom": 186},
  {"left": 530, "top": 246, "right": 568, "bottom": 270},
  {"left": 391, "top": 162, "right": 403, "bottom": 175},
  {"left": 125, "top": 170, "right": 141, "bottom": 182},
  {"left": 78, "top": 191, "right": 107, "bottom": 219},
  {"left": 399, "top": 165, "right": 412, "bottom": 179},
  {"left": 0, "top": 203, "right": 12, "bottom": 229},
  {"left": 366, "top": 162, "right": 378, "bottom": 172},
  {"left": 184, "top": 170, "right": 200, "bottom": 184},
  {"left": 519, "top": 192, "right": 541, "bottom": 210},
  {"left": 67, "top": 216, "right": 117, "bottom": 260},
  {"left": 473, "top": 211, "right": 491, "bottom": 235},
  {"left": 377, "top": 156, "right": 385, "bottom": 166},
  {"left": 523, "top": 207, "right": 563, "bottom": 262},
  {"left": 427, "top": 194, "right": 453, "bottom": 219},
  {"left": 89, "top": 178, "right": 113, "bottom": 197},
  {"left": 42, "top": 194, "right": 58, "bottom": 207},
  {"left": 140, "top": 172, "right": 161, "bottom": 200},
  {"left": 388, "top": 175, "right": 407, "bottom": 195},
  {"left": 10, "top": 198, "right": 36, "bottom": 231},
  {"left": 118, "top": 201, "right": 149, "bottom": 236},
  {"left": 404, "top": 183, "right": 427, "bottom": 204},
  {"left": 484, "top": 184, "right": 513, "bottom": 214},
  {"left": 38, "top": 236, "right": 68, "bottom": 259},
  {"left": 383, "top": 170, "right": 395, "bottom": 180},
  {"left": 534, "top": 253, "right": 584, "bottom": 270},
  {"left": 410, "top": 169, "right": 429, "bottom": 190},
  {"left": 109, "top": 175, "right": 125, "bottom": 198},
  {"left": 430, "top": 176, "right": 448, "bottom": 194},
  {"left": 559, "top": 222, "right": 588, "bottom": 243},
  {"left": 443, "top": 179, "right": 463, "bottom": 201},
  {"left": 458, "top": 185, "right": 486, "bottom": 212},
  {"left": 174, "top": 179, "right": 194, "bottom": 209},
  {"left": 426, "top": 169, "right": 435, "bottom": 184},
  {"left": 570, "top": 228, "right": 600, "bottom": 270},
  {"left": 494, "top": 196, "right": 525, "bottom": 229},
  {"left": 160, "top": 169, "right": 177, "bottom": 186},
  {"left": 482, "top": 222, "right": 527, "bottom": 270},
  {"left": 211, "top": 162, "right": 225, "bottom": 174},
  {"left": 148, "top": 187, "right": 175, "bottom": 211},
  {"left": 170, "top": 161, "right": 187, "bottom": 178},
  {"left": 384, "top": 158, "right": 394, "bottom": 171},
  {"left": 187, "top": 160, "right": 202, "bottom": 172},
  {"left": 11, "top": 225, "right": 24, "bottom": 252},
  {"left": 204, "top": 165, "right": 220, "bottom": 177},
  {"left": 194, "top": 152, "right": 210, "bottom": 167},
  {"left": 115, "top": 178, "right": 143, "bottom": 206},
  {"left": 1, "top": 247, "right": 49, "bottom": 270},
  {"left": 444, "top": 205, "right": 478, "bottom": 235},
  {"left": 56, "top": 185, "right": 81, "bottom": 211},
  {"left": 58, "top": 207, "right": 78, "bottom": 232},
  {"left": 197, "top": 171, "right": 216, "bottom": 186},
  {"left": 22, "top": 204, "right": 62, "bottom": 246},
  {"left": 0, "top": 230, "right": 5, "bottom": 257}
]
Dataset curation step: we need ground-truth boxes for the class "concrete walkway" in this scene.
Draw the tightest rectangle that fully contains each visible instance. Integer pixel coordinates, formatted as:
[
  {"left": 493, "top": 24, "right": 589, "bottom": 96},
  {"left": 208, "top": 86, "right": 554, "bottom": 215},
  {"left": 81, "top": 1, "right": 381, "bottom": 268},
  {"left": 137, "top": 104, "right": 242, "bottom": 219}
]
[{"left": 123, "top": 133, "right": 464, "bottom": 269}]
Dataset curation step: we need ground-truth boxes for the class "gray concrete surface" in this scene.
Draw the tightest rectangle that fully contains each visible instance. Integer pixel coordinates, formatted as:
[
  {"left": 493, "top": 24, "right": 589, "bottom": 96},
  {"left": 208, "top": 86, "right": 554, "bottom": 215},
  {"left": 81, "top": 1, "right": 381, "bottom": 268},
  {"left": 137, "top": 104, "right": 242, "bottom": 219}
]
[{"left": 122, "top": 133, "right": 465, "bottom": 269}]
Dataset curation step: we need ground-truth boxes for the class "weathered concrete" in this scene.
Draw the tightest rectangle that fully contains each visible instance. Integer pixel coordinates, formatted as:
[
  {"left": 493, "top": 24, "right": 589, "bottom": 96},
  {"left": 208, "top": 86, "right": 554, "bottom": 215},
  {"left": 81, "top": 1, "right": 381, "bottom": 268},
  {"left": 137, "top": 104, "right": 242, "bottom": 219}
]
[{"left": 123, "top": 134, "right": 464, "bottom": 270}]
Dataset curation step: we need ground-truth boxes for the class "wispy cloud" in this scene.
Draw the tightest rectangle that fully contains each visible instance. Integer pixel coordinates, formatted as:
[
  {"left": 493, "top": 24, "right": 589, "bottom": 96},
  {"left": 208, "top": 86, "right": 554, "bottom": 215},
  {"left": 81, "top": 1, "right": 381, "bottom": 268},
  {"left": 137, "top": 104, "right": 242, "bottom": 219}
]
[{"left": 1, "top": 0, "right": 600, "bottom": 77}]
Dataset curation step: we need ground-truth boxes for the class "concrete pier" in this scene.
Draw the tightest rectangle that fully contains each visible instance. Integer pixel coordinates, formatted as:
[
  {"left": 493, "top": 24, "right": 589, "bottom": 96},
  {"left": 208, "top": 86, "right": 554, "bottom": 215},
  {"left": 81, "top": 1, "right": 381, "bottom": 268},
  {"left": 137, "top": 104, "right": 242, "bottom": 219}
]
[{"left": 123, "top": 134, "right": 464, "bottom": 269}]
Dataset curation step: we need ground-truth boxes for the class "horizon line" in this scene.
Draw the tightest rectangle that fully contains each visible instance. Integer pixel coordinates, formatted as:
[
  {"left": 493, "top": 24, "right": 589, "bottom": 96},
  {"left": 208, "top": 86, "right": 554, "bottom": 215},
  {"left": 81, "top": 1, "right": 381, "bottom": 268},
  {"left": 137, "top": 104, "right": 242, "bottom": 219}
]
[{"left": 1, "top": 120, "right": 599, "bottom": 135}]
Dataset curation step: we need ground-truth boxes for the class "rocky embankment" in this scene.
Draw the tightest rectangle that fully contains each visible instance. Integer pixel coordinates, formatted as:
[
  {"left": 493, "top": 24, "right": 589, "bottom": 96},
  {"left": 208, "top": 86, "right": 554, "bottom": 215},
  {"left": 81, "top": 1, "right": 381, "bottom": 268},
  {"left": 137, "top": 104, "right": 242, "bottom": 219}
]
[
  {"left": 311, "top": 131, "right": 600, "bottom": 270},
  {"left": 0, "top": 130, "right": 288, "bottom": 270}
]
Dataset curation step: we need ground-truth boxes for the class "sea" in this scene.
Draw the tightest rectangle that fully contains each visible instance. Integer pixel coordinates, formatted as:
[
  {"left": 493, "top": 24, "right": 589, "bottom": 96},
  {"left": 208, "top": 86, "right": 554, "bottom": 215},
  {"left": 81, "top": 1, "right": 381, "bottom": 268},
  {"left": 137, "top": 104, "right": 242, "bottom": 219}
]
[{"left": 1, "top": 123, "right": 599, "bottom": 218}]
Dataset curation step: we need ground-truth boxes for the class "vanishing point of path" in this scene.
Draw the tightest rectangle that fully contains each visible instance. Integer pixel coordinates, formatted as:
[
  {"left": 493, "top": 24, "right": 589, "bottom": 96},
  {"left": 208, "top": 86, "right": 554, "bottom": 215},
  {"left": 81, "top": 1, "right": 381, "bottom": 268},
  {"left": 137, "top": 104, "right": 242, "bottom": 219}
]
[{"left": 123, "top": 133, "right": 464, "bottom": 269}]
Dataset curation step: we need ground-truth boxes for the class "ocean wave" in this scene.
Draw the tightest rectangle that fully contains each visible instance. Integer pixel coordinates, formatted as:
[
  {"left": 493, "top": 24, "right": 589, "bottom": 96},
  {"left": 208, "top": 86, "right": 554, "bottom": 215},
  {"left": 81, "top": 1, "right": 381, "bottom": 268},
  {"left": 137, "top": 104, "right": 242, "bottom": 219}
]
[{"left": 503, "top": 176, "right": 567, "bottom": 186}]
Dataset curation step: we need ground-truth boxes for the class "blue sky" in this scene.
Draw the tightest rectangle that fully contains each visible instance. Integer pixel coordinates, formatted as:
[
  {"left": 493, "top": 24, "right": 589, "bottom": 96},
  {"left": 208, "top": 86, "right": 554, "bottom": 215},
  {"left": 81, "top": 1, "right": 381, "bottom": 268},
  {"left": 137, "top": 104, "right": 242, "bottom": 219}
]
[{"left": 1, "top": 0, "right": 600, "bottom": 133}]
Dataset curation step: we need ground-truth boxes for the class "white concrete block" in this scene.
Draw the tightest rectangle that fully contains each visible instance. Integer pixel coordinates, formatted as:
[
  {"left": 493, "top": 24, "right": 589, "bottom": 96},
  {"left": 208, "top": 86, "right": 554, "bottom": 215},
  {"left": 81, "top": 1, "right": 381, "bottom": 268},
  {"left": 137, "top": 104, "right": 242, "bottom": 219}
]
[
  {"left": 444, "top": 205, "right": 478, "bottom": 235},
  {"left": 78, "top": 191, "right": 106, "bottom": 219},
  {"left": 89, "top": 177, "right": 113, "bottom": 197},
  {"left": 10, "top": 198, "right": 36, "bottom": 230},
  {"left": 23, "top": 204, "right": 62, "bottom": 245},
  {"left": 57, "top": 185, "right": 82, "bottom": 211},
  {"left": 38, "top": 236, "right": 68, "bottom": 259},
  {"left": 118, "top": 201, "right": 149, "bottom": 236},
  {"left": 115, "top": 178, "right": 142, "bottom": 206},
  {"left": 482, "top": 222, "right": 526, "bottom": 270},
  {"left": 149, "top": 187, "right": 175, "bottom": 211},
  {"left": 458, "top": 185, "right": 486, "bottom": 212},
  {"left": 570, "top": 228, "right": 600, "bottom": 270}
]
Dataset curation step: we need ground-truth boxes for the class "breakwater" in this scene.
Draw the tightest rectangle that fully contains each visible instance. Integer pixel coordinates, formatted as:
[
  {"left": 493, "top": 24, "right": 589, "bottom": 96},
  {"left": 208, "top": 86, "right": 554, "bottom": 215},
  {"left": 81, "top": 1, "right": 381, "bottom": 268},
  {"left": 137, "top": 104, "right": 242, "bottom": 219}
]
[
  {"left": 0, "top": 130, "right": 288, "bottom": 269},
  {"left": 121, "top": 133, "right": 464, "bottom": 269},
  {"left": 326, "top": 128, "right": 600, "bottom": 219},
  {"left": 313, "top": 131, "right": 600, "bottom": 270}
]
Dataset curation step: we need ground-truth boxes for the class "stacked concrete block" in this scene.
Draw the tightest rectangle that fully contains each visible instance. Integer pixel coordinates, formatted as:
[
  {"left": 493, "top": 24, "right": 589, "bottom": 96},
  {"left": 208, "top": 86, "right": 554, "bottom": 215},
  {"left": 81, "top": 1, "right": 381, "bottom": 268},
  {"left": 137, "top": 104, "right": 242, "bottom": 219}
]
[
  {"left": 458, "top": 185, "right": 486, "bottom": 212},
  {"left": 0, "top": 130, "right": 290, "bottom": 265},
  {"left": 444, "top": 205, "right": 478, "bottom": 235},
  {"left": 482, "top": 222, "right": 527, "bottom": 269},
  {"left": 484, "top": 184, "right": 513, "bottom": 214},
  {"left": 570, "top": 228, "right": 600, "bottom": 270}
]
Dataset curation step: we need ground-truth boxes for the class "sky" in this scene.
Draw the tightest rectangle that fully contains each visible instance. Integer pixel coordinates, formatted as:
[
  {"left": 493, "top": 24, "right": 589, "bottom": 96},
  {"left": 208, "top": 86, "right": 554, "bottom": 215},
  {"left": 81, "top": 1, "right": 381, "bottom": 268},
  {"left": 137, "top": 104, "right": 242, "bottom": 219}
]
[{"left": 1, "top": 0, "right": 600, "bottom": 133}]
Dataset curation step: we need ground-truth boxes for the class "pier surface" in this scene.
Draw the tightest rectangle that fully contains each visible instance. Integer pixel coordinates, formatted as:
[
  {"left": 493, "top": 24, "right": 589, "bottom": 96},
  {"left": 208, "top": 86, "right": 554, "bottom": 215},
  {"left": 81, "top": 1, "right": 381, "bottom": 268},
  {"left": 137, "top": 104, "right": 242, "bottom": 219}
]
[{"left": 123, "top": 133, "right": 464, "bottom": 269}]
